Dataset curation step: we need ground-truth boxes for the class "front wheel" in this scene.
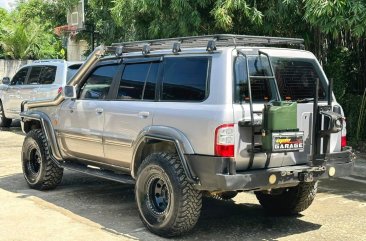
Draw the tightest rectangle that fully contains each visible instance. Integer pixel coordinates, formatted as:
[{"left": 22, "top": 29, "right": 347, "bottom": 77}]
[
  {"left": 255, "top": 181, "right": 318, "bottom": 215},
  {"left": 22, "top": 129, "right": 63, "bottom": 190},
  {"left": 135, "top": 152, "right": 202, "bottom": 237},
  {"left": 0, "top": 101, "right": 12, "bottom": 128}
]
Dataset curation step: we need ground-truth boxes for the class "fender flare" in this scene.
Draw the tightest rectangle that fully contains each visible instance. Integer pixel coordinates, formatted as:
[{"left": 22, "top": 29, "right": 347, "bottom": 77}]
[
  {"left": 131, "top": 126, "right": 198, "bottom": 183},
  {"left": 20, "top": 111, "right": 63, "bottom": 162}
]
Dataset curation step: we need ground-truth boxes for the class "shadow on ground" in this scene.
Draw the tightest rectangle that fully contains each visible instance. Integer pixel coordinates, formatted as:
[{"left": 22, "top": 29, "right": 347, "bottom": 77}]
[
  {"left": 0, "top": 170, "right": 322, "bottom": 241},
  {"left": 318, "top": 178, "right": 366, "bottom": 203}
]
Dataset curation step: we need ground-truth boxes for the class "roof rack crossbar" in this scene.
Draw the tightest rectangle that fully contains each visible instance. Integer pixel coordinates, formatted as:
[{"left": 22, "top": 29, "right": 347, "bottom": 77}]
[{"left": 107, "top": 34, "right": 304, "bottom": 56}]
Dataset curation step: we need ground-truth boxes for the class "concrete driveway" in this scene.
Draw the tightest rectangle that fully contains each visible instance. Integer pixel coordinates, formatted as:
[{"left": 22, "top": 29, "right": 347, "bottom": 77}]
[{"left": 1, "top": 126, "right": 366, "bottom": 241}]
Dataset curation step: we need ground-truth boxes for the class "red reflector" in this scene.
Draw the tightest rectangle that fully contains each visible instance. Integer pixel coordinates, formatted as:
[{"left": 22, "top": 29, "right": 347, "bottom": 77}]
[
  {"left": 57, "top": 87, "right": 63, "bottom": 94},
  {"left": 215, "top": 145, "right": 234, "bottom": 157},
  {"left": 341, "top": 136, "right": 347, "bottom": 148}
]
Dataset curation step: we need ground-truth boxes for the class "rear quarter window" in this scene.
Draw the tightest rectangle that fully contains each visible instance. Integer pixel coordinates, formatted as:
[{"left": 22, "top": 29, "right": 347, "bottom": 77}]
[{"left": 161, "top": 57, "right": 210, "bottom": 102}]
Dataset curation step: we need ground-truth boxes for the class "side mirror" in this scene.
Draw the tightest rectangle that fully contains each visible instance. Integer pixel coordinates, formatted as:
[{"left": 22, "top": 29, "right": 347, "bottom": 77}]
[
  {"left": 2, "top": 77, "right": 10, "bottom": 85},
  {"left": 63, "top": 85, "right": 77, "bottom": 99}
]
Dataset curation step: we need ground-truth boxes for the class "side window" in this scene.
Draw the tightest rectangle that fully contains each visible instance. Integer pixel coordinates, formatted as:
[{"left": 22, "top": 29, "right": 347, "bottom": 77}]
[
  {"left": 39, "top": 66, "right": 57, "bottom": 85},
  {"left": 162, "top": 57, "right": 209, "bottom": 101},
  {"left": 79, "top": 65, "right": 119, "bottom": 100},
  {"left": 27, "top": 66, "right": 43, "bottom": 84},
  {"left": 117, "top": 62, "right": 158, "bottom": 100},
  {"left": 11, "top": 67, "right": 29, "bottom": 85}
]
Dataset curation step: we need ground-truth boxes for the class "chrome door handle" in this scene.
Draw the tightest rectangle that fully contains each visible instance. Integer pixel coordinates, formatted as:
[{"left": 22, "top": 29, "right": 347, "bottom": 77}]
[
  {"left": 138, "top": 111, "right": 150, "bottom": 118},
  {"left": 96, "top": 108, "right": 104, "bottom": 114}
]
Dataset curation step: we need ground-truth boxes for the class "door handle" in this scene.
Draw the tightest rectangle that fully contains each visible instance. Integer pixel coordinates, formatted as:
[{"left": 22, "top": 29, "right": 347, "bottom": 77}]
[
  {"left": 96, "top": 108, "right": 104, "bottom": 114},
  {"left": 138, "top": 111, "right": 150, "bottom": 118}
]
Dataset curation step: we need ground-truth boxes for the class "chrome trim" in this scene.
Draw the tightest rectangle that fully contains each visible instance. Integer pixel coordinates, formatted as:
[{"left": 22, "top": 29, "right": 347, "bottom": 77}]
[
  {"left": 104, "top": 139, "right": 132, "bottom": 147},
  {"left": 58, "top": 132, "right": 102, "bottom": 144}
]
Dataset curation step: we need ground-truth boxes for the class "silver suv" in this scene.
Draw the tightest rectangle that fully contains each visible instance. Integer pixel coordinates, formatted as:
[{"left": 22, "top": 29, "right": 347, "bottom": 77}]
[
  {"left": 19, "top": 35, "right": 354, "bottom": 237},
  {"left": 0, "top": 59, "right": 81, "bottom": 127}
]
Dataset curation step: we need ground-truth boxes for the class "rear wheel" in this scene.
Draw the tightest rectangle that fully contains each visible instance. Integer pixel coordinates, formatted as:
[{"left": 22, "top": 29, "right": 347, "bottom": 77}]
[
  {"left": 22, "top": 129, "right": 63, "bottom": 190},
  {"left": 255, "top": 181, "right": 318, "bottom": 215},
  {"left": 135, "top": 152, "right": 202, "bottom": 237},
  {"left": 0, "top": 101, "right": 12, "bottom": 128}
]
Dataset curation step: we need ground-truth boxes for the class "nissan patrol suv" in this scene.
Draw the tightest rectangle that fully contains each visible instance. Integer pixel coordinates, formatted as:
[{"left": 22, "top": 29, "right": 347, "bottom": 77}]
[
  {"left": 19, "top": 35, "right": 354, "bottom": 237},
  {"left": 0, "top": 59, "right": 81, "bottom": 127}
]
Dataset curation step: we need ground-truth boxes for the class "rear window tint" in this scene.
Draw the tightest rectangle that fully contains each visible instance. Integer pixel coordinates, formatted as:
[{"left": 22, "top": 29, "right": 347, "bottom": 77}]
[
  {"left": 39, "top": 66, "right": 57, "bottom": 84},
  {"left": 162, "top": 57, "right": 210, "bottom": 101},
  {"left": 271, "top": 58, "right": 326, "bottom": 100},
  {"left": 234, "top": 56, "right": 277, "bottom": 102},
  {"left": 234, "top": 56, "right": 326, "bottom": 103}
]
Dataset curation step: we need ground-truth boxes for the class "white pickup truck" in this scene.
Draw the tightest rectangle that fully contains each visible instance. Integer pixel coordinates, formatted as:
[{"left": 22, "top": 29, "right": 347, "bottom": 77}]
[{"left": 0, "top": 59, "right": 81, "bottom": 127}]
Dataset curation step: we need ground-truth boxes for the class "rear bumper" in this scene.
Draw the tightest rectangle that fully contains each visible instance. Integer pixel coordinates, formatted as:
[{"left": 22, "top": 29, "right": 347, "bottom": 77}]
[{"left": 186, "top": 150, "right": 355, "bottom": 191}]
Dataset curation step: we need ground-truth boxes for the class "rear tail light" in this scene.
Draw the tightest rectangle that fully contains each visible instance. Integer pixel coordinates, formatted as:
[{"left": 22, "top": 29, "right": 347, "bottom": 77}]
[
  {"left": 57, "top": 86, "right": 63, "bottom": 94},
  {"left": 341, "top": 118, "right": 347, "bottom": 148},
  {"left": 215, "top": 124, "right": 235, "bottom": 157},
  {"left": 341, "top": 135, "right": 347, "bottom": 148}
]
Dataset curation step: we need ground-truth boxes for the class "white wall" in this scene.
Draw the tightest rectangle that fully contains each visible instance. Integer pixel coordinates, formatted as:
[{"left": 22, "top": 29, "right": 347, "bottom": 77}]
[{"left": 0, "top": 59, "right": 32, "bottom": 80}]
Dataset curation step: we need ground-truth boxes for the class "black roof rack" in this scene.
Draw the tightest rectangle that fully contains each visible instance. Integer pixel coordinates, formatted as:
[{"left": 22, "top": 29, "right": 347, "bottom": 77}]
[{"left": 107, "top": 34, "right": 304, "bottom": 56}]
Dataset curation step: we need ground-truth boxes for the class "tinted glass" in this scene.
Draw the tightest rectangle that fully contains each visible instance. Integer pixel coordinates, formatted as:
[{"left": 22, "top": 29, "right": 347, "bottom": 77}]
[
  {"left": 271, "top": 58, "right": 326, "bottom": 100},
  {"left": 28, "top": 66, "right": 43, "bottom": 84},
  {"left": 67, "top": 64, "right": 82, "bottom": 83},
  {"left": 117, "top": 62, "right": 159, "bottom": 100},
  {"left": 80, "top": 65, "right": 118, "bottom": 100},
  {"left": 162, "top": 57, "right": 209, "bottom": 101},
  {"left": 11, "top": 67, "right": 29, "bottom": 85},
  {"left": 118, "top": 63, "right": 150, "bottom": 100},
  {"left": 234, "top": 56, "right": 276, "bottom": 102},
  {"left": 143, "top": 63, "right": 159, "bottom": 100},
  {"left": 39, "top": 66, "right": 57, "bottom": 84}
]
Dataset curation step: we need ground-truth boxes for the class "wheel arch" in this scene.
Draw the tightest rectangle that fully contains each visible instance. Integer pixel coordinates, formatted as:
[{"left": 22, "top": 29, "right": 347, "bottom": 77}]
[
  {"left": 20, "top": 111, "right": 62, "bottom": 161},
  {"left": 131, "top": 126, "right": 197, "bottom": 183}
]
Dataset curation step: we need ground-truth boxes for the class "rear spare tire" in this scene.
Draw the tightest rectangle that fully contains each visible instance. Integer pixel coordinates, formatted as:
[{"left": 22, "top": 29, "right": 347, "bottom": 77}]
[{"left": 135, "top": 152, "right": 202, "bottom": 237}]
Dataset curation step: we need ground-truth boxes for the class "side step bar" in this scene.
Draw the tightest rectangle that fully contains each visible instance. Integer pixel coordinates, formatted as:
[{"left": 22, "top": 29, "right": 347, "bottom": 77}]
[{"left": 61, "top": 162, "right": 135, "bottom": 185}]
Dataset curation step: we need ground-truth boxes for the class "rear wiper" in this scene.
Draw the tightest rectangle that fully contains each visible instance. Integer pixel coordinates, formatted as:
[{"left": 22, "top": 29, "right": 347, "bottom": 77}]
[{"left": 297, "top": 98, "right": 314, "bottom": 103}]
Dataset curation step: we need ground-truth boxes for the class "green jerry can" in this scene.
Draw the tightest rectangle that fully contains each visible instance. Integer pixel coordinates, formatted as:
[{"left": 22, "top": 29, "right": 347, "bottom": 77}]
[{"left": 261, "top": 101, "right": 299, "bottom": 152}]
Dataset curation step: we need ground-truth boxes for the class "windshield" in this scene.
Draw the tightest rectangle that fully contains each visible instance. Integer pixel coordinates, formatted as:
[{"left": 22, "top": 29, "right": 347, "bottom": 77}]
[{"left": 234, "top": 55, "right": 326, "bottom": 103}]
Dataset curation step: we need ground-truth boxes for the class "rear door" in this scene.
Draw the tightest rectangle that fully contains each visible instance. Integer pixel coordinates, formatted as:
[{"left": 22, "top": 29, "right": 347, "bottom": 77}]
[
  {"left": 36, "top": 65, "right": 58, "bottom": 100},
  {"left": 233, "top": 54, "right": 280, "bottom": 170},
  {"left": 233, "top": 52, "right": 330, "bottom": 171},
  {"left": 102, "top": 58, "right": 160, "bottom": 168}
]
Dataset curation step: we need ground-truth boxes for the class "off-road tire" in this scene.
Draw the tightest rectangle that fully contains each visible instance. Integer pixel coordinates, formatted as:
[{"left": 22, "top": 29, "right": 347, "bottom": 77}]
[
  {"left": 0, "top": 101, "right": 12, "bottom": 128},
  {"left": 255, "top": 181, "right": 318, "bottom": 215},
  {"left": 135, "top": 152, "right": 202, "bottom": 237},
  {"left": 212, "top": 191, "right": 238, "bottom": 200},
  {"left": 22, "top": 129, "right": 63, "bottom": 190}
]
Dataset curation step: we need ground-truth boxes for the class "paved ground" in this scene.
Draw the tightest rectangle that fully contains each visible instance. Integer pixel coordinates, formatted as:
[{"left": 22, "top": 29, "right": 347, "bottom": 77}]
[{"left": 1, "top": 125, "right": 366, "bottom": 241}]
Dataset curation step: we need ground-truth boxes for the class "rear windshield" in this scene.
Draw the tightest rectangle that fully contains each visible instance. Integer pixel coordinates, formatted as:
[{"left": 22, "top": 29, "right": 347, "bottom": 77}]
[
  {"left": 271, "top": 58, "right": 326, "bottom": 101},
  {"left": 234, "top": 56, "right": 326, "bottom": 103},
  {"left": 67, "top": 64, "right": 82, "bottom": 83}
]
